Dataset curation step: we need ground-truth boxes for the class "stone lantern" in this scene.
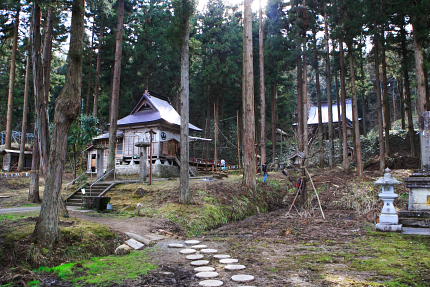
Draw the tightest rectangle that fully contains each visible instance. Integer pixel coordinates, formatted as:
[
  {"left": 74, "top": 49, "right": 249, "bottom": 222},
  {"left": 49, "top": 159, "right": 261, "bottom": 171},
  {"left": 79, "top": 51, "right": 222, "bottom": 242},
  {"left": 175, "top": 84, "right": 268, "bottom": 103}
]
[
  {"left": 375, "top": 168, "right": 402, "bottom": 232},
  {"left": 135, "top": 141, "right": 150, "bottom": 182}
]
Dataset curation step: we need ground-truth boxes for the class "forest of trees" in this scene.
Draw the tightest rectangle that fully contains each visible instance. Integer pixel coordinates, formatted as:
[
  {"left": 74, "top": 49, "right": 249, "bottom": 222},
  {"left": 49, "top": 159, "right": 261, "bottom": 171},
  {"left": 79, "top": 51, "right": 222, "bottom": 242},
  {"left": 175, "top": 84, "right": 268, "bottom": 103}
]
[{"left": 1, "top": 0, "right": 430, "bottom": 245}]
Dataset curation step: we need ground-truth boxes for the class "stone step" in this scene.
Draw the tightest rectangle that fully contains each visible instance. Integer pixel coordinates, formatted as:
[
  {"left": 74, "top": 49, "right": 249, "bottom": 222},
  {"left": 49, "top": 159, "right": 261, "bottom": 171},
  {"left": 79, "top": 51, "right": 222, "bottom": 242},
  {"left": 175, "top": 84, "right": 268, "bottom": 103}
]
[
  {"left": 398, "top": 210, "right": 430, "bottom": 218},
  {"left": 65, "top": 202, "right": 82, "bottom": 206},
  {"left": 399, "top": 218, "right": 430, "bottom": 228},
  {"left": 67, "top": 198, "right": 83, "bottom": 202},
  {"left": 402, "top": 227, "right": 430, "bottom": 235}
]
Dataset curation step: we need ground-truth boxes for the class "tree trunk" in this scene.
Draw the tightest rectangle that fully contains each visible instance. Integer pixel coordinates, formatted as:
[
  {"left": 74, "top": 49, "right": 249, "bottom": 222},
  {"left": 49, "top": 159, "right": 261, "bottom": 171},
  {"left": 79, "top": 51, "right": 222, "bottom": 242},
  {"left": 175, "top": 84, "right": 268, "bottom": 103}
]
[
  {"left": 31, "top": 1, "right": 49, "bottom": 176},
  {"left": 324, "top": 8, "right": 334, "bottom": 168},
  {"left": 259, "top": 0, "right": 266, "bottom": 167},
  {"left": 374, "top": 36, "right": 385, "bottom": 172},
  {"left": 339, "top": 41, "right": 349, "bottom": 170},
  {"left": 92, "top": 28, "right": 104, "bottom": 118},
  {"left": 34, "top": 0, "right": 85, "bottom": 246},
  {"left": 413, "top": 26, "right": 427, "bottom": 118},
  {"left": 400, "top": 21, "right": 416, "bottom": 157},
  {"left": 313, "top": 31, "right": 323, "bottom": 167},
  {"left": 179, "top": 10, "right": 191, "bottom": 203},
  {"left": 213, "top": 101, "right": 218, "bottom": 171},
  {"left": 107, "top": 0, "right": 125, "bottom": 172},
  {"left": 271, "top": 84, "right": 277, "bottom": 163},
  {"left": 5, "top": 8, "right": 20, "bottom": 150},
  {"left": 347, "top": 42, "right": 363, "bottom": 176},
  {"left": 302, "top": 46, "right": 309, "bottom": 162},
  {"left": 242, "top": 0, "right": 256, "bottom": 192},
  {"left": 399, "top": 78, "right": 405, "bottom": 130},
  {"left": 28, "top": 135, "right": 41, "bottom": 203},
  {"left": 18, "top": 52, "right": 31, "bottom": 171},
  {"left": 297, "top": 55, "right": 303, "bottom": 152},
  {"left": 381, "top": 38, "right": 390, "bottom": 156}
]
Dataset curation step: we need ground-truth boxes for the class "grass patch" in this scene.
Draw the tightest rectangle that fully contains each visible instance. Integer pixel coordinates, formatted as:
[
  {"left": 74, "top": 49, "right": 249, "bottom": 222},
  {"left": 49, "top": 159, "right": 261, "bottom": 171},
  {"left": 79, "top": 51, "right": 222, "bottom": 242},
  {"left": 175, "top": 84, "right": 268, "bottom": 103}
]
[
  {"left": 0, "top": 212, "right": 38, "bottom": 223},
  {"left": 37, "top": 250, "right": 157, "bottom": 286}
]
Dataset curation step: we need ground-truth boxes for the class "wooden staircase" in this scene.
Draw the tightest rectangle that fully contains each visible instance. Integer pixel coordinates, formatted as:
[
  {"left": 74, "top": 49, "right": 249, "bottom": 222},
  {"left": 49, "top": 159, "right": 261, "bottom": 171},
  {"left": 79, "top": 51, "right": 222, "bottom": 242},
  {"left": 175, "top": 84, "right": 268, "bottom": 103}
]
[{"left": 65, "top": 182, "right": 115, "bottom": 207}]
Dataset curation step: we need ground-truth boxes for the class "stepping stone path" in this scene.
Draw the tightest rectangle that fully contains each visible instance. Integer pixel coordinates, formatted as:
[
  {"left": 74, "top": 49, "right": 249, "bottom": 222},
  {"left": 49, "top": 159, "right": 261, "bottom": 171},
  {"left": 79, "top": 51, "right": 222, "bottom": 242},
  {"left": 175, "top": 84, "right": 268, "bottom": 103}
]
[
  {"left": 175, "top": 239, "right": 257, "bottom": 286},
  {"left": 198, "top": 280, "right": 224, "bottom": 287},
  {"left": 194, "top": 266, "right": 216, "bottom": 272},
  {"left": 186, "top": 254, "right": 204, "bottom": 260},
  {"left": 231, "top": 274, "right": 255, "bottom": 283},
  {"left": 195, "top": 271, "right": 219, "bottom": 279},
  {"left": 201, "top": 248, "right": 218, "bottom": 254},
  {"left": 213, "top": 254, "right": 230, "bottom": 259},
  {"left": 180, "top": 248, "right": 197, "bottom": 254},
  {"left": 191, "top": 260, "right": 210, "bottom": 266},
  {"left": 185, "top": 239, "right": 200, "bottom": 245},
  {"left": 168, "top": 243, "right": 184, "bottom": 248},
  {"left": 192, "top": 244, "right": 208, "bottom": 249},
  {"left": 219, "top": 258, "right": 239, "bottom": 264},
  {"left": 224, "top": 264, "right": 246, "bottom": 271}
]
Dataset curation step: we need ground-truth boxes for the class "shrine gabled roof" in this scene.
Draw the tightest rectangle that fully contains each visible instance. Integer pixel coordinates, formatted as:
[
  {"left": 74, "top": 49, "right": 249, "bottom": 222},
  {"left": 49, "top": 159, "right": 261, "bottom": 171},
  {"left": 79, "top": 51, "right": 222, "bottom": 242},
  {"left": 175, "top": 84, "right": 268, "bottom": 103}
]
[{"left": 117, "top": 92, "right": 202, "bottom": 131}]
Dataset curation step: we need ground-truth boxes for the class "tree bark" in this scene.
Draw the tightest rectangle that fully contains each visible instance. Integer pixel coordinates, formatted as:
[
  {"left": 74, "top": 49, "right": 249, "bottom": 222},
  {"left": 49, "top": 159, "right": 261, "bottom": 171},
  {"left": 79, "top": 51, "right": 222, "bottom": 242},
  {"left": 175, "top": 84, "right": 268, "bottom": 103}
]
[
  {"left": 399, "top": 78, "right": 405, "bottom": 130},
  {"left": 313, "top": 30, "right": 323, "bottom": 167},
  {"left": 18, "top": 52, "right": 31, "bottom": 171},
  {"left": 302, "top": 46, "right": 309, "bottom": 162},
  {"left": 271, "top": 84, "right": 277, "bottom": 163},
  {"left": 297, "top": 55, "right": 303, "bottom": 152},
  {"left": 34, "top": 0, "right": 85, "bottom": 246},
  {"left": 107, "top": 0, "right": 125, "bottom": 172},
  {"left": 339, "top": 41, "right": 349, "bottom": 170},
  {"left": 259, "top": 0, "right": 266, "bottom": 167},
  {"left": 242, "top": 0, "right": 256, "bottom": 192},
  {"left": 179, "top": 9, "right": 191, "bottom": 203},
  {"left": 5, "top": 8, "right": 20, "bottom": 150},
  {"left": 413, "top": 26, "right": 427, "bottom": 118},
  {"left": 324, "top": 8, "right": 334, "bottom": 168},
  {"left": 374, "top": 36, "right": 385, "bottom": 172},
  {"left": 92, "top": 28, "right": 104, "bottom": 118},
  {"left": 400, "top": 21, "right": 416, "bottom": 157},
  {"left": 213, "top": 101, "right": 218, "bottom": 171},
  {"left": 347, "top": 42, "right": 363, "bottom": 176},
  {"left": 381, "top": 38, "right": 390, "bottom": 155},
  {"left": 28, "top": 135, "right": 41, "bottom": 203}
]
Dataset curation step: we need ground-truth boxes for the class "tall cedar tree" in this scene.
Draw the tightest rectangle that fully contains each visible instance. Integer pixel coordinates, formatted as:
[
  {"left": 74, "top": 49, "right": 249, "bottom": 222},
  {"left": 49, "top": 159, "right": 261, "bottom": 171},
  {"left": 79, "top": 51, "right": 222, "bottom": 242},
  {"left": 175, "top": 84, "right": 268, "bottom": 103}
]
[
  {"left": 324, "top": 6, "right": 334, "bottom": 168},
  {"left": 242, "top": 0, "right": 256, "bottom": 192},
  {"left": 259, "top": 0, "right": 266, "bottom": 167},
  {"left": 107, "top": 0, "right": 125, "bottom": 172},
  {"left": 4, "top": 6, "right": 19, "bottom": 150},
  {"left": 374, "top": 36, "right": 386, "bottom": 172},
  {"left": 18, "top": 50, "right": 31, "bottom": 171},
  {"left": 34, "top": 0, "right": 85, "bottom": 246}
]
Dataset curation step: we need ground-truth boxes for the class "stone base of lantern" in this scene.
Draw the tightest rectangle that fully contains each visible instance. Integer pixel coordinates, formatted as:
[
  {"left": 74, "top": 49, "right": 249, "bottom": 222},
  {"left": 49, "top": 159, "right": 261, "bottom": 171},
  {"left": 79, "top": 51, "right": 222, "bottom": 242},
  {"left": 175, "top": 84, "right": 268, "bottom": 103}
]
[{"left": 376, "top": 223, "right": 402, "bottom": 232}]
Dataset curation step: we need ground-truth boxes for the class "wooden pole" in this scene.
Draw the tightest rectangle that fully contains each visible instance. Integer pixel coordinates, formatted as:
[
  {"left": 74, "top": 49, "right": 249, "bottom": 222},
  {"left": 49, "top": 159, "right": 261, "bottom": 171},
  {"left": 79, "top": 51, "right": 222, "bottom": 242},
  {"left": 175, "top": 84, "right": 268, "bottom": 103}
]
[{"left": 237, "top": 110, "right": 241, "bottom": 169}]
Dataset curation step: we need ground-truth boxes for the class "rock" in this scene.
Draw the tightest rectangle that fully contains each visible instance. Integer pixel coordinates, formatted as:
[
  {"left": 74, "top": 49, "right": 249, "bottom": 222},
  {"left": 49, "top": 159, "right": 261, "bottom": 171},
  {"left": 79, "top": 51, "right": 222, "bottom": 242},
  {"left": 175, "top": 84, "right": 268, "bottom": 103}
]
[
  {"left": 198, "top": 279, "right": 224, "bottom": 286},
  {"left": 213, "top": 254, "right": 230, "bottom": 259},
  {"left": 192, "top": 244, "right": 208, "bottom": 249},
  {"left": 186, "top": 254, "right": 204, "bottom": 260},
  {"left": 185, "top": 239, "right": 201, "bottom": 245},
  {"left": 190, "top": 260, "right": 210, "bottom": 266},
  {"left": 180, "top": 248, "right": 197, "bottom": 254},
  {"left": 168, "top": 243, "right": 185, "bottom": 248},
  {"left": 201, "top": 248, "right": 218, "bottom": 254},
  {"left": 125, "top": 232, "right": 165, "bottom": 246},
  {"left": 125, "top": 238, "right": 145, "bottom": 250},
  {"left": 194, "top": 266, "right": 216, "bottom": 272},
  {"left": 231, "top": 274, "right": 255, "bottom": 282},
  {"left": 115, "top": 244, "right": 131, "bottom": 255},
  {"left": 224, "top": 264, "right": 246, "bottom": 271},
  {"left": 195, "top": 271, "right": 219, "bottom": 279},
  {"left": 219, "top": 258, "right": 238, "bottom": 264}
]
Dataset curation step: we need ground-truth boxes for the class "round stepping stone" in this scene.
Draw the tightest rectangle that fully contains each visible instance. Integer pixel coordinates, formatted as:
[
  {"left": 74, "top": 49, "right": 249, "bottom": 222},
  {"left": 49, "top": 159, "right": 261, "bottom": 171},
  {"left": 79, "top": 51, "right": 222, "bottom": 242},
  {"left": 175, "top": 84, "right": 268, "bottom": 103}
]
[
  {"left": 190, "top": 260, "right": 210, "bottom": 266},
  {"left": 199, "top": 280, "right": 224, "bottom": 287},
  {"left": 194, "top": 266, "right": 216, "bottom": 272},
  {"left": 213, "top": 254, "right": 231, "bottom": 259},
  {"left": 186, "top": 254, "right": 204, "bottom": 260},
  {"left": 192, "top": 244, "right": 208, "bottom": 249},
  {"left": 198, "top": 279, "right": 224, "bottom": 287},
  {"left": 219, "top": 258, "right": 238, "bottom": 264},
  {"left": 180, "top": 248, "right": 197, "bottom": 254},
  {"left": 195, "top": 271, "right": 219, "bottom": 279},
  {"left": 224, "top": 264, "right": 246, "bottom": 271},
  {"left": 201, "top": 248, "right": 218, "bottom": 254},
  {"left": 231, "top": 274, "right": 255, "bottom": 283},
  {"left": 168, "top": 243, "right": 184, "bottom": 248},
  {"left": 185, "top": 239, "right": 200, "bottom": 245}
]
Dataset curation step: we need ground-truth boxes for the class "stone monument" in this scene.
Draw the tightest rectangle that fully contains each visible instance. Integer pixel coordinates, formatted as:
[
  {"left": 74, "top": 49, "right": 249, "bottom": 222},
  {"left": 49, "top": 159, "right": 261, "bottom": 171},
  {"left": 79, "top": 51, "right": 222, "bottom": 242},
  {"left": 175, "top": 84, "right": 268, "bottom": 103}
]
[
  {"left": 135, "top": 141, "right": 150, "bottom": 182},
  {"left": 375, "top": 168, "right": 402, "bottom": 232},
  {"left": 400, "top": 111, "right": 430, "bottom": 235},
  {"left": 95, "top": 145, "right": 107, "bottom": 179}
]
